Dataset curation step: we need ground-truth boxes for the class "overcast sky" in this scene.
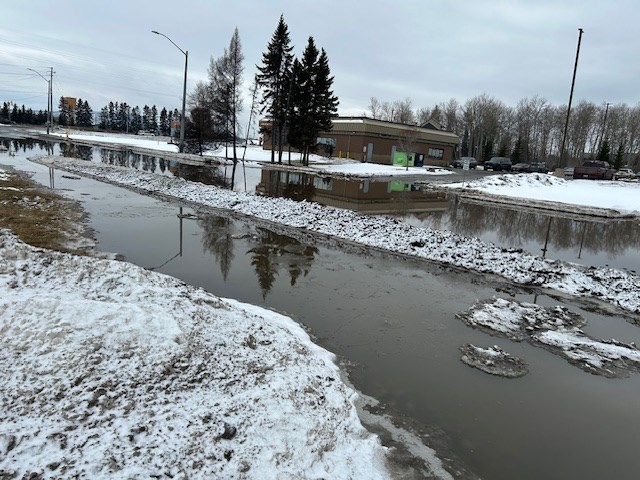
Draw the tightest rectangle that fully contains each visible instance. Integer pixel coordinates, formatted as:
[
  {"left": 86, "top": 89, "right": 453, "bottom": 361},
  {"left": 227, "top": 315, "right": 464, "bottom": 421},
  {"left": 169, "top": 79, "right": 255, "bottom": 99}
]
[{"left": 1, "top": 0, "right": 638, "bottom": 129}]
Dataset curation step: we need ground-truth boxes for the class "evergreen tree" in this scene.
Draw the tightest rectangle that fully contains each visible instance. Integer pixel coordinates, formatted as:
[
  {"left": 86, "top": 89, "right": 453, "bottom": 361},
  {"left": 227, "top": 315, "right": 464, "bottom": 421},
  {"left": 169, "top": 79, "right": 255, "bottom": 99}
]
[
  {"left": 117, "top": 102, "right": 129, "bottom": 132},
  {"left": 288, "top": 38, "right": 338, "bottom": 165},
  {"left": 512, "top": 137, "right": 522, "bottom": 164},
  {"left": 58, "top": 97, "right": 69, "bottom": 126},
  {"left": 108, "top": 101, "right": 117, "bottom": 129},
  {"left": 75, "top": 98, "right": 93, "bottom": 127},
  {"left": 142, "top": 105, "right": 151, "bottom": 131},
  {"left": 597, "top": 139, "right": 611, "bottom": 163},
  {"left": 613, "top": 144, "right": 625, "bottom": 170},
  {"left": 160, "top": 107, "right": 169, "bottom": 135},
  {"left": 150, "top": 105, "right": 158, "bottom": 133},
  {"left": 1, "top": 102, "right": 9, "bottom": 122},
  {"left": 99, "top": 106, "right": 109, "bottom": 129},
  {"left": 131, "top": 106, "right": 142, "bottom": 132},
  {"left": 256, "top": 15, "right": 294, "bottom": 163}
]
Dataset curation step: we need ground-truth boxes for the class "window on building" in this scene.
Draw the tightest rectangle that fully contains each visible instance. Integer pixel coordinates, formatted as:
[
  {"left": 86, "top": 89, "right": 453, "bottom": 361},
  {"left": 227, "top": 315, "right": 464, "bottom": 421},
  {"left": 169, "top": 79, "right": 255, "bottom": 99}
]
[{"left": 428, "top": 148, "right": 444, "bottom": 159}]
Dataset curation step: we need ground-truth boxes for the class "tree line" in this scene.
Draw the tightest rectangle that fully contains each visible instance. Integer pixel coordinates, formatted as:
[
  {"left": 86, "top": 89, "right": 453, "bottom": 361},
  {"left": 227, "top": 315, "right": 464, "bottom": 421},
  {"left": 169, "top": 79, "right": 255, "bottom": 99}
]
[
  {"left": 187, "top": 15, "right": 339, "bottom": 166},
  {"left": 368, "top": 94, "right": 640, "bottom": 168},
  {"left": 1, "top": 102, "right": 48, "bottom": 125},
  {"left": 2, "top": 98, "right": 181, "bottom": 137}
]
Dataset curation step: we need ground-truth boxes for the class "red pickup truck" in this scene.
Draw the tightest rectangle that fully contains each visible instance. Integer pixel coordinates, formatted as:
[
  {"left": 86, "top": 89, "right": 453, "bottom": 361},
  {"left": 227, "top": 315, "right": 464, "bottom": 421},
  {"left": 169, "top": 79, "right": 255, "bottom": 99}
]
[{"left": 572, "top": 160, "right": 615, "bottom": 180}]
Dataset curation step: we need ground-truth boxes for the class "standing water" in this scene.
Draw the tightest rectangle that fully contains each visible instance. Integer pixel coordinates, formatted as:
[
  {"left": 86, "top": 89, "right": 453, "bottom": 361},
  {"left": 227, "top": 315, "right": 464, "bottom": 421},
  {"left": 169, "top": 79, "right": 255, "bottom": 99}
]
[{"left": 3, "top": 137, "right": 640, "bottom": 479}]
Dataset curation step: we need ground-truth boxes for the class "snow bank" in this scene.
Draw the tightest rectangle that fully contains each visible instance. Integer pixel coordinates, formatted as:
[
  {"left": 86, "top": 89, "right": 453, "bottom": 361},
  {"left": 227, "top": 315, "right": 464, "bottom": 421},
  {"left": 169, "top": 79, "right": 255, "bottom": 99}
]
[
  {"left": 31, "top": 155, "right": 640, "bottom": 316},
  {"left": 0, "top": 231, "right": 390, "bottom": 479},
  {"left": 440, "top": 173, "right": 640, "bottom": 216}
]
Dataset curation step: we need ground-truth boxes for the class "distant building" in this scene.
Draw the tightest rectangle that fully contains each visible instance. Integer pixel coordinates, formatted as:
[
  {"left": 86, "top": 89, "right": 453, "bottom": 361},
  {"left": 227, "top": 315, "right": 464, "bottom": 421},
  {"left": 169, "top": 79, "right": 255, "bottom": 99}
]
[
  {"left": 62, "top": 97, "right": 77, "bottom": 111},
  {"left": 60, "top": 96, "right": 77, "bottom": 123},
  {"left": 259, "top": 116, "right": 460, "bottom": 166}
]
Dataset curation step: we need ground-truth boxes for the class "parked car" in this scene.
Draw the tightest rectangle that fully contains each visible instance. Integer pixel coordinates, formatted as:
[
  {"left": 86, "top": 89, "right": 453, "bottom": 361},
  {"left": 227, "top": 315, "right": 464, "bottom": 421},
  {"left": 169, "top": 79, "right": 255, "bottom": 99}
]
[
  {"left": 573, "top": 160, "right": 615, "bottom": 180},
  {"left": 528, "top": 162, "right": 549, "bottom": 173},
  {"left": 483, "top": 157, "right": 512, "bottom": 171},
  {"left": 137, "top": 130, "right": 155, "bottom": 136},
  {"left": 511, "top": 162, "right": 530, "bottom": 173},
  {"left": 615, "top": 167, "right": 637, "bottom": 179},
  {"left": 563, "top": 166, "right": 575, "bottom": 177},
  {"left": 451, "top": 156, "right": 478, "bottom": 169}
]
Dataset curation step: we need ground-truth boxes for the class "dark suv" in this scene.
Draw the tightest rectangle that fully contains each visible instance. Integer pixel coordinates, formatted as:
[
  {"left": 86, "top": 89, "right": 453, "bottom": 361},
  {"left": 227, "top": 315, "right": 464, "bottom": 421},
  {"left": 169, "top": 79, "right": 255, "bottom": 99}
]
[
  {"left": 483, "top": 157, "right": 512, "bottom": 171},
  {"left": 451, "top": 157, "right": 478, "bottom": 169}
]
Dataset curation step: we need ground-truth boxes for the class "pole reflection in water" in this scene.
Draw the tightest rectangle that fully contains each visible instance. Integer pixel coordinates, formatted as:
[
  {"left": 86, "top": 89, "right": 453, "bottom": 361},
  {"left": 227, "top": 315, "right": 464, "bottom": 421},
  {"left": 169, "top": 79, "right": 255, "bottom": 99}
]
[{"left": 147, "top": 207, "right": 191, "bottom": 271}]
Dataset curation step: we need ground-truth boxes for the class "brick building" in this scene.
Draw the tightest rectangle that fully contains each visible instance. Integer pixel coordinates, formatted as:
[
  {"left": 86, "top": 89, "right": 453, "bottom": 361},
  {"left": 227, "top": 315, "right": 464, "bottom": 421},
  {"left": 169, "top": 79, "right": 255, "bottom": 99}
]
[{"left": 260, "top": 116, "right": 460, "bottom": 167}]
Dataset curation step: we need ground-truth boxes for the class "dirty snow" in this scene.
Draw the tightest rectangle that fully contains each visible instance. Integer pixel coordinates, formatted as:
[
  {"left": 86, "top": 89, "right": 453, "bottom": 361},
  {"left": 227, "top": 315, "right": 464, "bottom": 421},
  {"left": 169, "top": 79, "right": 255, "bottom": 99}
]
[
  {"left": 458, "top": 298, "right": 640, "bottom": 378},
  {"left": 0, "top": 231, "right": 392, "bottom": 478},
  {"left": 458, "top": 344, "right": 529, "bottom": 378}
]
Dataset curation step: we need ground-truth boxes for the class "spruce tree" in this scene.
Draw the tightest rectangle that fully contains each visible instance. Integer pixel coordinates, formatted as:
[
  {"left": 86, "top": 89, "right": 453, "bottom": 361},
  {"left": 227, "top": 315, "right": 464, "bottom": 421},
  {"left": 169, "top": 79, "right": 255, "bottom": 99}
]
[
  {"left": 99, "top": 106, "right": 109, "bottom": 129},
  {"left": 151, "top": 105, "right": 158, "bottom": 133},
  {"left": 613, "top": 144, "right": 625, "bottom": 170},
  {"left": 256, "top": 15, "right": 294, "bottom": 163},
  {"left": 597, "top": 139, "right": 611, "bottom": 163},
  {"left": 288, "top": 37, "right": 338, "bottom": 165},
  {"left": 160, "top": 108, "right": 169, "bottom": 135}
]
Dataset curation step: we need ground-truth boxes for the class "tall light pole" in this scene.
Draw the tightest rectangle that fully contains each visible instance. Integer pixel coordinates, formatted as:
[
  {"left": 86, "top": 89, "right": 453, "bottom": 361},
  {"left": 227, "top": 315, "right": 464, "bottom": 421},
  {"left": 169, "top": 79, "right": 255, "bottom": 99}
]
[
  {"left": 559, "top": 28, "right": 584, "bottom": 168},
  {"left": 27, "top": 67, "right": 53, "bottom": 135},
  {"left": 152, "top": 30, "right": 188, "bottom": 153}
]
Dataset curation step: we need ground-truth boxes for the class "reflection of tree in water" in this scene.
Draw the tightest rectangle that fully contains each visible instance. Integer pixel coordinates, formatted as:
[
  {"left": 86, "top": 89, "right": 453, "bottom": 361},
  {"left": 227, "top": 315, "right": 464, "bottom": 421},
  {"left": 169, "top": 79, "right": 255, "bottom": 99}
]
[
  {"left": 442, "top": 199, "right": 640, "bottom": 257},
  {"left": 176, "top": 164, "right": 232, "bottom": 189},
  {"left": 59, "top": 142, "right": 92, "bottom": 160},
  {"left": 1, "top": 138, "right": 47, "bottom": 153},
  {"left": 200, "top": 215, "right": 235, "bottom": 281},
  {"left": 247, "top": 227, "right": 319, "bottom": 299}
]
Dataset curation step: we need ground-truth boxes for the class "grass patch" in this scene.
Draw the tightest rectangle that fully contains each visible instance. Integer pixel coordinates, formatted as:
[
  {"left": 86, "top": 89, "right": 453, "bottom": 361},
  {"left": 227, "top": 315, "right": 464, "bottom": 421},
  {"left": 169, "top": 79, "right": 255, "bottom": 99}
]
[{"left": 0, "top": 167, "right": 93, "bottom": 253}]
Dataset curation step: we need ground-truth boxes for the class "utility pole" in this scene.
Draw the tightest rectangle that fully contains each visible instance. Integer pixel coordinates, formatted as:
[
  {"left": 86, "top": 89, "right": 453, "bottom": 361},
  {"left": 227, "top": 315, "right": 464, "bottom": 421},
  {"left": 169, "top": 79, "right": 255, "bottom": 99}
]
[
  {"left": 152, "top": 30, "right": 188, "bottom": 154},
  {"left": 559, "top": 28, "right": 584, "bottom": 169},
  {"left": 49, "top": 67, "right": 53, "bottom": 132}
]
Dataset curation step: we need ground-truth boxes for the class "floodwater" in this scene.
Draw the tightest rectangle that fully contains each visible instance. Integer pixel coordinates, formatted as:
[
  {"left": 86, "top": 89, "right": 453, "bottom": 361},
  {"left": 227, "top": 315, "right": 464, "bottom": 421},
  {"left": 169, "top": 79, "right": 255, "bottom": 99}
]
[{"left": 3, "top": 136, "right": 640, "bottom": 479}]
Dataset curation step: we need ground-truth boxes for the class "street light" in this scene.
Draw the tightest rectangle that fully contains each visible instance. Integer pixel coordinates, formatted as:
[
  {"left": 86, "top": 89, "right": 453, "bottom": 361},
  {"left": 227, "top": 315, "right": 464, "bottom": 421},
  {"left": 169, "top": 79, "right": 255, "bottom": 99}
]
[
  {"left": 152, "top": 30, "right": 188, "bottom": 153},
  {"left": 27, "top": 67, "right": 53, "bottom": 134}
]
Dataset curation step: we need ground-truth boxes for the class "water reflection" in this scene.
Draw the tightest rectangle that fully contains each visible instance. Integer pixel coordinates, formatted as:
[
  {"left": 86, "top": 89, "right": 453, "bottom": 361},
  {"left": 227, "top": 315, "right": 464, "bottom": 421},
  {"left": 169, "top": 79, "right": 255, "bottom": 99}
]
[
  {"left": 199, "top": 215, "right": 319, "bottom": 298},
  {"left": 256, "top": 169, "right": 449, "bottom": 215},
  {"left": 246, "top": 227, "right": 318, "bottom": 298},
  {"left": 404, "top": 196, "right": 640, "bottom": 272},
  {"left": 3, "top": 136, "right": 640, "bottom": 272},
  {"left": 200, "top": 216, "right": 235, "bottom": 281},
  {"left": 60, "top": 141, "right": 93, "bottom": 161}
]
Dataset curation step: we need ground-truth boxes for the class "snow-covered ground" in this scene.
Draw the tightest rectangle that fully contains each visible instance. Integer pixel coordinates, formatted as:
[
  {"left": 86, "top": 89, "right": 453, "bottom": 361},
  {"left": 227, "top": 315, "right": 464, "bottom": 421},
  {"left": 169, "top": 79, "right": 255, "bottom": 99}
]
[
  {"left": 0, "top": 230, "right": 392, "bottom": 478},
  {"left": 439, "top": 172, "right": 640, "bottom": 217}
]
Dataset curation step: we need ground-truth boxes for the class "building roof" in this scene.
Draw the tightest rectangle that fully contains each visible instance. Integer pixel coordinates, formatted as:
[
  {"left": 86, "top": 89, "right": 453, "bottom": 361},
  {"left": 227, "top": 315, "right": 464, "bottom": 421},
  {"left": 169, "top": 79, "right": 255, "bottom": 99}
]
[{"left": 329, "top": 116, "right": 459, "bottom": 145}]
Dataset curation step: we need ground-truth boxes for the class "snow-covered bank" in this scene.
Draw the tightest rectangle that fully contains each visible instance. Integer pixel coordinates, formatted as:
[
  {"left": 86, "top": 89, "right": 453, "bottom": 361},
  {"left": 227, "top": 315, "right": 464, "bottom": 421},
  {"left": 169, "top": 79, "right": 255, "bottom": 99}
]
[
  {"left": 31, "top": 155, "right": 640, "bottom": 316},
  {"left": 438, "top": 173, "right": 640, "bottom": 217},
  {"left": 0, "top": 231, "right": 391, "bottom": 478}
]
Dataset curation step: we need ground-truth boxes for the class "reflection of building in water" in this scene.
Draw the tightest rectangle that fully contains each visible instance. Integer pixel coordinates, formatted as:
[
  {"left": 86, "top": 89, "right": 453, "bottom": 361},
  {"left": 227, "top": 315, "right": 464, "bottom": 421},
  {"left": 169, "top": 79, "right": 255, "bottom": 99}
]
[{"left": 256, "top": 169, "right": 447, "bottom": 215}]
